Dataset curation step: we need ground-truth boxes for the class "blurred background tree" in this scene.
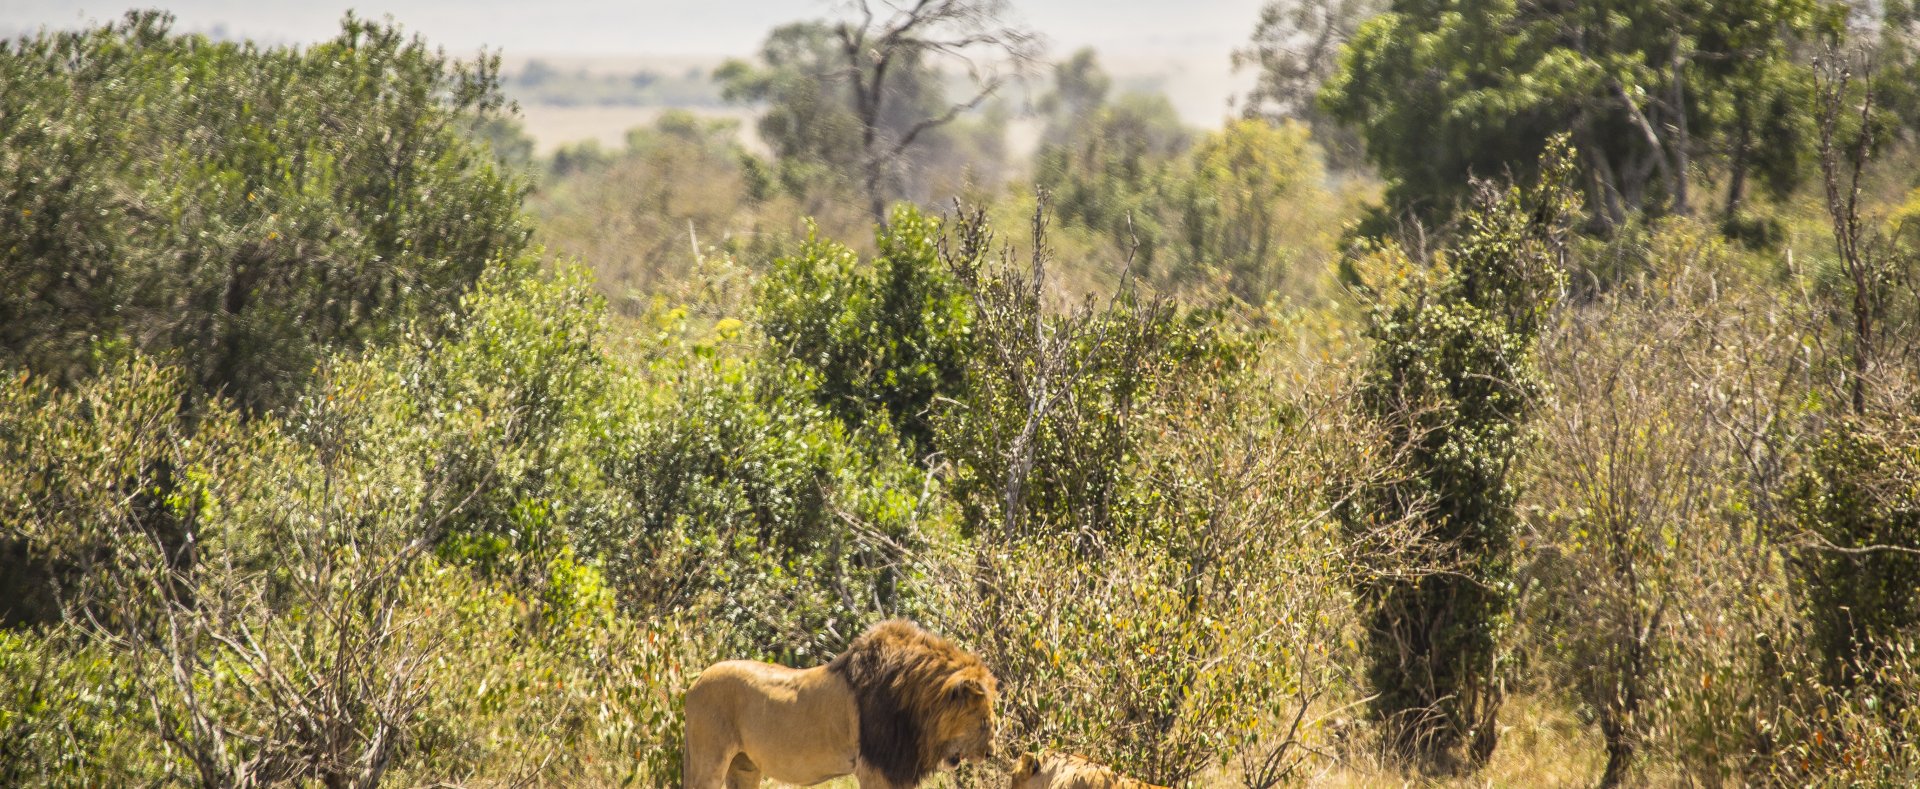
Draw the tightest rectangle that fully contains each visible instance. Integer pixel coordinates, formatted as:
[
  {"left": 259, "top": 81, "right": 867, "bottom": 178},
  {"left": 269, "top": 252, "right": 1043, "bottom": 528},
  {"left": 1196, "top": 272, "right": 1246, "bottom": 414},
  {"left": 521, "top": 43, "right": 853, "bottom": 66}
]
[
  {"left": 1234, "top": 0, "right": 1382, "bottom": 169},
  {"left": 717, "top": 0, "right": 1038, "bottom": 223},
  {"left": 1321, "top": 0, "right": 1841, "bottom": 233}
]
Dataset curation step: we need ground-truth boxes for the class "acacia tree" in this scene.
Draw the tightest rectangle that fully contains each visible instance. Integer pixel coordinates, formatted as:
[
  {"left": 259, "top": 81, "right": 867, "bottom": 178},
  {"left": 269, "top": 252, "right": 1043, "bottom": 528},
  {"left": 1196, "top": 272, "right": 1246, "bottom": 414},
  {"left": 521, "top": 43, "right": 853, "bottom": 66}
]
[
  {"left": 720, "top": 1, "right": 1038, "bottom": 223},
  {"left": 1340, "top": 142, "right": 1577, "bottom": 770},
  {"left": 1321, "top": 0, "right": 1839, "bottom": 230},
  {"left": 833, "top": 0, "right": 1038, "bottom": 222}
]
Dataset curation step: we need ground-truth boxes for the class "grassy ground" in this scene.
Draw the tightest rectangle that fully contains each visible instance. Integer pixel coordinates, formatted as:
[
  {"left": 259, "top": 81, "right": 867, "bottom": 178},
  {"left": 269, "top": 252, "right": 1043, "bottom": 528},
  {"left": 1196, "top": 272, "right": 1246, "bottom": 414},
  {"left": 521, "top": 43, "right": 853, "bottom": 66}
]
[
  {"left": 763, "top": 695, "right": 1605, "bottom": 788},
  {"left": 1302, "top": 695, "right": 1606, "bottom": 788}
]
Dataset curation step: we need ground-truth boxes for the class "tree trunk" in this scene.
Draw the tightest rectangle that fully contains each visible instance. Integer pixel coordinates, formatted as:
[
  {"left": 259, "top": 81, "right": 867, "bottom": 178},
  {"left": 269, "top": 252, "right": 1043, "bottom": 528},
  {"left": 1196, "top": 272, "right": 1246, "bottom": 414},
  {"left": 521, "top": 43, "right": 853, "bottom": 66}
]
[
  {"left": 1599, "top": 733, "right": 1634, "bottom": 789},
  {"left": 1668, "top": 48, "right": 1692, "bottom": 216},
  {"left": 1723, "top": 121, "right": 1751, "bottom": 218}
]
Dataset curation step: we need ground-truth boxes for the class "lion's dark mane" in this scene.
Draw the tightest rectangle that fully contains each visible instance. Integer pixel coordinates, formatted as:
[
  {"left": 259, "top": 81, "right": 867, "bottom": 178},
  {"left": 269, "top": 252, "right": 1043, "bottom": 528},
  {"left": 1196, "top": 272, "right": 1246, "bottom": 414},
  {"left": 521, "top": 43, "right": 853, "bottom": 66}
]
[{"left": 826, "top": 619, "right": 982, "bottom": 787}]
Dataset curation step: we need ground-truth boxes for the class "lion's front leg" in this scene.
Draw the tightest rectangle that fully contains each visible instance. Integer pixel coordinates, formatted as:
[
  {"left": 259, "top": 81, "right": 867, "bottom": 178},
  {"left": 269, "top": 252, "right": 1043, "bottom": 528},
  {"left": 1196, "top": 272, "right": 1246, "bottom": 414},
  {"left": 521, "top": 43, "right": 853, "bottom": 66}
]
[{"left": 853, "top": 763, "right": 901, "bottom": 789}]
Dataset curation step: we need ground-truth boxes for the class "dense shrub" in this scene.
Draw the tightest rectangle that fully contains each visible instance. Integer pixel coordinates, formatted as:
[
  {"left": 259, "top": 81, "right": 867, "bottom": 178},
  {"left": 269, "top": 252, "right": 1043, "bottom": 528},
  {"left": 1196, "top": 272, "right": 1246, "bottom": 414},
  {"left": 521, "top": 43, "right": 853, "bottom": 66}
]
[
  {"left": 1029, "top": 110, "right": 1348, "bottom": 303},
  {"left": 0, "top": 11, "right": 529, "bottom": 412},
  {"left": 1033, "top": 92, "right": 1193, "bottom": 276},
  {"left": 1339, "top": 143, "right": 1577, "bottom": 769},
  {"left": 583, "top": 300, "right": 942, "bottom": 664},
  {"left": 758, "top": 205, "right": 973, "bottom": 453},
  {"left": 1787, "top": 415, "right": 1920, "bottom": 687},
  {"left": 0, "top": 267, "right": 712, "bottom": 784},
  {"left": 1523, "top": 219, "right": 1807, "bottom": 786},
  {"left": 0, "top": 630, "right": 159, "bottom": 786},
  {"left": 923, "top": 230, "right": 1370, "bottom": 789},
  {"left": 929, "top": 207, "right": 1249, "bottom": 543},
  {"left": 366, "top": 264, "right": 621, "bottom": 576},
  {"left": 1167, "top": 119, "right": 1329, "bottom": 301}
]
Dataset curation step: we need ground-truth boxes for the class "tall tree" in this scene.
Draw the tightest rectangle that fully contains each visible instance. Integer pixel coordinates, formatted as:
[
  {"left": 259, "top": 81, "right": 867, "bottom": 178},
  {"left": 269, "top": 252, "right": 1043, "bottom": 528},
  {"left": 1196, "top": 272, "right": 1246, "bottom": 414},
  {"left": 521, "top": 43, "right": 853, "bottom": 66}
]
[
  {"left": 720, "top": 1, "right": 1038, "bottom": 223},
  {"left": 1321, "top": 0, "right": 1841, "bottom": 231},
  {"left": 1037, "top": 47, "right": 1113, "bottom": 145},
  {"left": 1234, "top": 0, "right": 1383, "bottom": 168}
]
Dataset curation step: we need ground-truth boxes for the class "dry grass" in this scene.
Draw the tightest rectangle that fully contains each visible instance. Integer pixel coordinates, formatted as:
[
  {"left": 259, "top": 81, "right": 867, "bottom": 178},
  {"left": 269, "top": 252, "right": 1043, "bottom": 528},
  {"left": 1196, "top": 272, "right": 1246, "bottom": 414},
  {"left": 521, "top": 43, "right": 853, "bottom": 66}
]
[
  {"left": 758, "top": 696, "right": 1607, "bottom": 788},
  {"left": 1297, "top": 696, "right": 1604, "bottom": 789}
]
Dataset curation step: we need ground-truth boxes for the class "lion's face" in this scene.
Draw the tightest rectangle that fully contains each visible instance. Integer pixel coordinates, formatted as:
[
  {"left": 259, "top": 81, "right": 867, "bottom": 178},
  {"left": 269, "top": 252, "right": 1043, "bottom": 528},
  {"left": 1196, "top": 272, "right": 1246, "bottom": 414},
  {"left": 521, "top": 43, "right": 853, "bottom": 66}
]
[{"left": 930, "top": 669, "right": 998, "bottom": 770}]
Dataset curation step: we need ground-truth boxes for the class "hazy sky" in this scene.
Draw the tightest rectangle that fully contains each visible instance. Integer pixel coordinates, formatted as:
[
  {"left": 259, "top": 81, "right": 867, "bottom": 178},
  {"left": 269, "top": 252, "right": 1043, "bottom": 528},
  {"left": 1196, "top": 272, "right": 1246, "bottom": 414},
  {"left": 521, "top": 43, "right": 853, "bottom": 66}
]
[
  {"left": 4, "top": 1, "right": 1269, "bottom": 58},
  {"left": 4, "top": 1, "right": 1268, "bottom": 124}
]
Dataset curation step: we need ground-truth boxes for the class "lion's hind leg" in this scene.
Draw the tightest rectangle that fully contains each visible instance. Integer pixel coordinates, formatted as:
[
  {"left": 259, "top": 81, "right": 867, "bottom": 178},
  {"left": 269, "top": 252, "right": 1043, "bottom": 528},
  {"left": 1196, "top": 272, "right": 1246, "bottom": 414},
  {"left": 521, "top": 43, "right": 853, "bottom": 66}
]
[
  {"left": 723, "top": 753, "right": 762, "bottom": 789},
  {"left": 682, "top": 744, "right": 733, "bottom": 789}
]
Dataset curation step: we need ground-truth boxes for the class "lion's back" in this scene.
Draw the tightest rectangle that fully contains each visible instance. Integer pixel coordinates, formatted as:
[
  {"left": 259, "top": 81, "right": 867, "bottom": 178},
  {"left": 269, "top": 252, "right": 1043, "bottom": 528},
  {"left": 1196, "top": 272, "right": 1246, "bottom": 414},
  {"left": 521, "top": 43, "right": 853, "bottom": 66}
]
[{"left": 687, "top": 659, "right": 806, "bottom": 701}]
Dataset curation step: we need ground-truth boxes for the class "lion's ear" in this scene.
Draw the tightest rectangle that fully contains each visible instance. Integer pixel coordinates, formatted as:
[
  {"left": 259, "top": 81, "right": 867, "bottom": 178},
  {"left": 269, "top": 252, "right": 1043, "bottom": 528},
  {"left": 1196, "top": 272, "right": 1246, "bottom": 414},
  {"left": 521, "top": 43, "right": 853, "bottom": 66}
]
[
  {"left": 1013, "top": 753, "right": 1038, "bottom": 777},
  {"left": 949, "top": 677, "right": 987, "bottom": 699}
]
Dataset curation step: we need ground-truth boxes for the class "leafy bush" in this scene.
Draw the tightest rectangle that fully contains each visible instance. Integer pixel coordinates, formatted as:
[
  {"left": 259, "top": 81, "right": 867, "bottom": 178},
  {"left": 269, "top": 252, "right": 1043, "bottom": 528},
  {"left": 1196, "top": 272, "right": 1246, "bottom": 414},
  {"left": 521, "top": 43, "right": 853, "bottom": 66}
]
[
  {"left": 1030, "top": 110, "right": 1347, "bottom": 303},
  {"left": 364, "top": 263, "right": 621, "bottom": 577},
  {"left": 1167, "top": 119, "right": 1330, "bottom": 301},
  {"left": 1339, "top": 143, "right": 1577, "bottom": 769},
  {"left": 921, "top": 325, "right": 1365, "bottom": 789},
  {"left": 1786, "top": 415, "right": 1920, "bottom": 687},
  {"left": 0, "top": 11, "right": 529, "bottom": 412},
  {"left": 0, "top": 265, "right": 708, "bottom": 785},
  {"left": 0, "top": 632, "right": 159, "bottom": 786},
  {"left": 583, "top": 302, "right": 943, "bottom": 664},
  {"left": 931, "top": 207, "right": 1245, "bottom": 543},
  {"left": 1522, "top": 219, "right": 1802, "bottom": 786},
  {"left": 758, "top": 205, "right": 973, "bottom": 453},
  {"left": 1033, "top": 92, "right": 1193, "bottom": 275}
]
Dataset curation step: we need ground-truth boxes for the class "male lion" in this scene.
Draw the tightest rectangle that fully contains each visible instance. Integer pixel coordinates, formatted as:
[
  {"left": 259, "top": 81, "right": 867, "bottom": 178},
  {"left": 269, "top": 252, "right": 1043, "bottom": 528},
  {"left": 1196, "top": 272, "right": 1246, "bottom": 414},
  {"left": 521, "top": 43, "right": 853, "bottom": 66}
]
[
  {"left": 1009, "top": 752, "right": 1167, "bottom": 789},
  {"left": 683, "top": 619, "right": 998, "bottom": 788}
]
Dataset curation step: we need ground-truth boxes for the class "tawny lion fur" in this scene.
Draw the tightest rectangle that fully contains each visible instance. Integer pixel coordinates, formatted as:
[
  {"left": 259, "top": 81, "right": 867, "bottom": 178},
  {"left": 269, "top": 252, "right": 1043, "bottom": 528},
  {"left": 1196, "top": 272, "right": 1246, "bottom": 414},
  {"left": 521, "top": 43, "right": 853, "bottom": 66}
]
[
  {"left": 1009, "top": 752, "right": 1168, "bottom": 789},
  {"left": 682, "top": 619, "right": 998, "bottom": 788}
]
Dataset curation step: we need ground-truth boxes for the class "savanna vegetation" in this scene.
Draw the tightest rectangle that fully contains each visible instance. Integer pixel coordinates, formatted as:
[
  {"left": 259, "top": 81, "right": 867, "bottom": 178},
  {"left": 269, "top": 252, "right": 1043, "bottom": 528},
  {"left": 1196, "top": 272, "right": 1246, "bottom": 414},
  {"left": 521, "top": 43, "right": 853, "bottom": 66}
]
[{"left": 4, "top": 1, "right": 1920, "bottom": 787}]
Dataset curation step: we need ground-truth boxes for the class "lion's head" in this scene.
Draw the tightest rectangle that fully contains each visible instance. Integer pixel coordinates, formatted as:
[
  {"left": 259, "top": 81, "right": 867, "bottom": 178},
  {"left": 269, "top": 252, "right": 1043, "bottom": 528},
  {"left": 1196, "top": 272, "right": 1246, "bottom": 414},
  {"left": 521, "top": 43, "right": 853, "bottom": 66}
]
[
  {"left": 1008, "top": 752, "right": 1169, "bottom": 789},
  {"left": 926, "top": 663, "right": 997, "bottom": 769},
  {"left": 828, "top": 619, "right": 999, "bottom": 786}
]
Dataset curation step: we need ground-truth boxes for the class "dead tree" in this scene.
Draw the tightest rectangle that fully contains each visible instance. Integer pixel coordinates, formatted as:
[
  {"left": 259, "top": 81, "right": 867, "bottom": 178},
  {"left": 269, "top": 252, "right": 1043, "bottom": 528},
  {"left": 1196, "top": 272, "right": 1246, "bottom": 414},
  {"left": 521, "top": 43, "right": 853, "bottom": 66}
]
[{"left": 833, "top": 0, "right": 1039, "bottom": 223}]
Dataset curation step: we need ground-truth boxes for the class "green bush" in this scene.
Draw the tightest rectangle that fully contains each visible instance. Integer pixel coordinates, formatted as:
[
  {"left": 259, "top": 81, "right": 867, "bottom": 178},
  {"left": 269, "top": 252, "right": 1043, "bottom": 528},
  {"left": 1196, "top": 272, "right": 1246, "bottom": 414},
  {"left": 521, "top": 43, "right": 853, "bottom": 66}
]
[
  {"left": 1031, "top": 108, "right": 1344, "bottom": 303},
  {"left": 359, "top": 263, "right": 621, "bottom": 577},
  {"left": 921, "top": 327, "right": 1362, "bottom": 788},
  {"left": 0, "top": 632, "right": 159, "bottom": 786},
  {"left": 586, "top": 303, "right": 943, "bottom": 663},
  {"left": 1339, "top": 142, "right": 1577, "bottom": 769},
  {"left": 758, "top": 205, "right": 972, "bottom": 453},
  {"left": 0, "top": 265, "right": 698, "bottom": 784},
  {"left": 1167, "top": 119, "right": 1328, "bottom": 301},
  {"left": 0, "top": 11, "right": 529, "bottom": 412},
  {"left": 1787, "top": 415, "right": 1920, "bottom": 688},
  {"left": 930, "top": 209, "right": 1246, "bottom": 543},
  {"left": 1033, "top": 92, "right": 1192, "bottom": 275}
]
